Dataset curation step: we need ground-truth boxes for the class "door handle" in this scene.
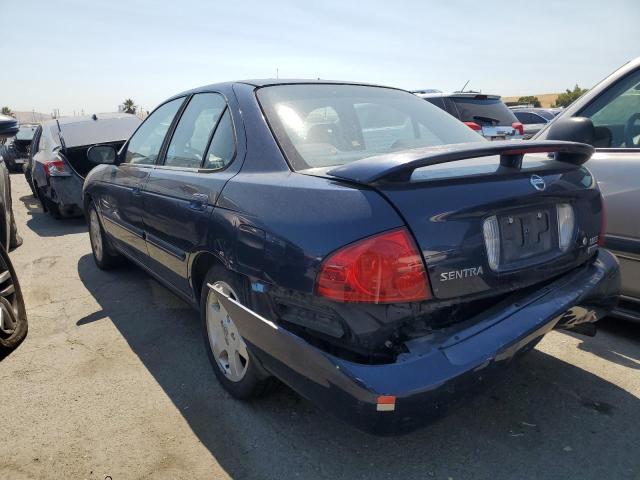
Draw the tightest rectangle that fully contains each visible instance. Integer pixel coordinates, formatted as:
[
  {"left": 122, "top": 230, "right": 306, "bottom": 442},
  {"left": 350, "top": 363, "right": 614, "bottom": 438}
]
[
  {"left": 132, "top": 183, "right": 143, "bottom": 196},
  {"left": 189, "top": 193, "right": 209, "bottom": 210}
]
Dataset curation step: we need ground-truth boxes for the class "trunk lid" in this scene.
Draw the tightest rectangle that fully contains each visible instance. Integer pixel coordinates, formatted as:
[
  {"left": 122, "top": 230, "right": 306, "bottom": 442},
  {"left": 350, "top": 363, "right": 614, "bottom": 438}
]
[{"left": 319, "top": 141, "right": 602, "bottom": 300}]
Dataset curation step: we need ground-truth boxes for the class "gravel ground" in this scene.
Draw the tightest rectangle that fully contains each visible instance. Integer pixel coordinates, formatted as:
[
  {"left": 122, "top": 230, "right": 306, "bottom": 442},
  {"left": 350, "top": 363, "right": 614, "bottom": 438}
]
[{"left": 1, "top": 174, "right": 639, "bottom": 480}]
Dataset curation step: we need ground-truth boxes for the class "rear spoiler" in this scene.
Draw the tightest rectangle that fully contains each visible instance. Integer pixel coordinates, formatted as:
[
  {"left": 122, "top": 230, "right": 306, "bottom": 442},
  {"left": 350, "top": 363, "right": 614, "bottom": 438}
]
[{"left": 326, "top": 140, "right": 594, "bottom": 184}]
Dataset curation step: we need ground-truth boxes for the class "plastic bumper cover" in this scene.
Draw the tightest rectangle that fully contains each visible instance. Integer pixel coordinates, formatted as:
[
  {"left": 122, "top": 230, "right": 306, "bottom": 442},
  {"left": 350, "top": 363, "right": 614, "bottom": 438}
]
[{"left": 211, "top": 249, "right": 620, "bottom": 434}]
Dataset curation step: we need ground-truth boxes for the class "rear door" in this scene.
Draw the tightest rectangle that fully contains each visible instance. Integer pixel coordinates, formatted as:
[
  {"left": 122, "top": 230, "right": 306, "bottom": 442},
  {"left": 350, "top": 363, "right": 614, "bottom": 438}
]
[
  {"left": 577, "top": 67, "right": 640, "bottom": 298},
  {"left": 99, "top": 98, "right": 184, "bottom": 263},
  {"left": 142, "top": 92, "right": 238, "bottom": 296}
]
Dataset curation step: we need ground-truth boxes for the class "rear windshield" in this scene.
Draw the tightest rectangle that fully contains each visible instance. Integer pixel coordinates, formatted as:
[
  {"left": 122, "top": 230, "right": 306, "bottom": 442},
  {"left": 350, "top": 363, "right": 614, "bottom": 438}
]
[
  {"left": 16, "top": 126, "right": 37, "bottom": 141},
  {"left": 257, "top": 84, "right": 483, "bottom": 170},
  {"left": 449, "top": 97, "right": 517, "bottom": 125}
]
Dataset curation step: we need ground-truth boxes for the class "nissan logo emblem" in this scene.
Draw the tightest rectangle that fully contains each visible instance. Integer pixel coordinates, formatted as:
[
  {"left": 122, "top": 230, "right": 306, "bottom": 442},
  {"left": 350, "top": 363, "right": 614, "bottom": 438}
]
[{"left": 530, "top": 174, "right": 546, "bottom": 191}]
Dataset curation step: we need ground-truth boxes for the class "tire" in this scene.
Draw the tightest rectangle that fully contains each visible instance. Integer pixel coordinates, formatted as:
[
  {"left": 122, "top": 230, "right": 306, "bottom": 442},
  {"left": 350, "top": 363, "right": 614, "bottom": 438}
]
[
  {"left": 200, "top": 265, "right": 275, "bottom": 399},
  {"left": 88, "top": 204, "right": 121, "bottom": 270},
  {"left": 8, "top": 208, "right": 21, "bottom": 250},
  {"left": 0, "top": 248, "right": 27, "bottom": 351}
]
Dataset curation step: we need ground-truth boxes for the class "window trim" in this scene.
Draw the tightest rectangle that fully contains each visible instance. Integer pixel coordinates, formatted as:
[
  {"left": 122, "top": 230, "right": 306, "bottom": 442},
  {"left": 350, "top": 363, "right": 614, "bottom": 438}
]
[
  {"left": 154, "top": 92, "right": 238, "bottom": 173},
  {"left": 121, "top": 95, "right": 188, "bottom": 167}
]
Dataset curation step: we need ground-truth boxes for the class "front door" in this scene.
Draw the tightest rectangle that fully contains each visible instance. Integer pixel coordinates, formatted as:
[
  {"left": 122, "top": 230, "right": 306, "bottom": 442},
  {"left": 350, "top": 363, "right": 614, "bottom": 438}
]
[
  {"left": 100, "top": 97, "right": 184, "bottom": 263},
  {"left": 579, "top": 67, "right": 640, "bottom": 299},
  {"left": 142, "top": 93, "right": 239, "bottom": 296}
]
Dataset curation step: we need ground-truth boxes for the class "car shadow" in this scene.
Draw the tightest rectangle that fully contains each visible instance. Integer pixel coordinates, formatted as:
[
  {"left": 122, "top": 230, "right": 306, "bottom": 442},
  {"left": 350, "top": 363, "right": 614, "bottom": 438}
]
[
  {"left": 76, "top": 254, "right": 640, "bottom": 479},
  {"left": 19, "top": 194, "right": 87, "bottom": 237},
  {"left": 567, "top": 318, "right": 640, "bottom": 370}
]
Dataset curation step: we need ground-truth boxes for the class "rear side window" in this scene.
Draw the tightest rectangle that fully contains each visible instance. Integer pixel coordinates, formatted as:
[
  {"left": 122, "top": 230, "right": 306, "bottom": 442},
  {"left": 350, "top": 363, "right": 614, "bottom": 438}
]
[
  {"left": 515, "top": 112, "right": 545, "bottom": 124},
  {"left": 449, "top": 97, "right": 517, "bottom": 125},
  {"left": 423, "top": 96, "right": 446, "bottom": 111},
  {"left": 203, "top": 109, "right": 236, "bottom": 170},
  {"left": 165, "top": 93, "right": 226, "bottom": 168},
  {"left": 125, "top": 98, "right": 183, "bottom": 165}
]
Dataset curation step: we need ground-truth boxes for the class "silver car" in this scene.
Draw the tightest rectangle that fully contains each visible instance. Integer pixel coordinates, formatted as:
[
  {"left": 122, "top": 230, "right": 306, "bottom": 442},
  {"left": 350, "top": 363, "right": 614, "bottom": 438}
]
[
  {"left": 535, "top": 56, "right": 640, "bottom": 321},
  {"left": 511, "top": 108, "right": 557, "bottom": 139}
]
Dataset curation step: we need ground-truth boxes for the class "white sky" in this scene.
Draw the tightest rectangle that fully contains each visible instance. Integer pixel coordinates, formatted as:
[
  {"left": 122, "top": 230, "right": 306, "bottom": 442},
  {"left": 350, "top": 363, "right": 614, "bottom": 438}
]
[{"left": 1, "top": 0, "right": 638, "bottom": 116}]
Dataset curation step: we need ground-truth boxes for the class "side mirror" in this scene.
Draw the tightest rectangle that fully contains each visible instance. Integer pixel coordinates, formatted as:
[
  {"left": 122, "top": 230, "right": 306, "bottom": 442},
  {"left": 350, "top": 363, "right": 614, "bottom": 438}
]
[
  {"left": 544, "top": 116, "right": 596, "bottom": 145},
  {"left": 87, "top": 145, "right": 118, "bottom": 164}
]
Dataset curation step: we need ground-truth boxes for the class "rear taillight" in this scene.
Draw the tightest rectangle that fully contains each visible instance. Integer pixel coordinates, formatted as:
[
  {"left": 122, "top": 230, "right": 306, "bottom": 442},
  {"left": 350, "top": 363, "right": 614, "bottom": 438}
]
[
  {"left": 512, "top": 122, "right": 524, "bottom": 136},
  {"left": 43, "top": 156, "right": 71, "bottom": 177},
  {"left": 316, "top": 228, "right": 431, "bottom": 303},
  {"left": 463, "top": 121, "right": 482, "bottom": 132},
  {"left": 598, "top": 193, "right": 607, "bottom": 247}
]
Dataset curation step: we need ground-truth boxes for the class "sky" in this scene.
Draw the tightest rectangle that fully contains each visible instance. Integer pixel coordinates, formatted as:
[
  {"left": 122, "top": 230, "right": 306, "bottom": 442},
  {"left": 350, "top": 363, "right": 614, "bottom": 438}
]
[{"left": 1, "top": 0, "right": 639, "bottom": 116}]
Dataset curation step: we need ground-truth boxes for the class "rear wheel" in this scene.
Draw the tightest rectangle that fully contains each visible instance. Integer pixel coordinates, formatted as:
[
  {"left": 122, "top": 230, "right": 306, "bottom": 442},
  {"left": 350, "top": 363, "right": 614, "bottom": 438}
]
[
  {"left": 201, "top": 265, "right": 275, "bottom": 399},
  {"left": 0, "top": 248, "right": 27, "bottom": 351},
  {"left": 88, "top": 205, "right": 120, "bottom": 270}
]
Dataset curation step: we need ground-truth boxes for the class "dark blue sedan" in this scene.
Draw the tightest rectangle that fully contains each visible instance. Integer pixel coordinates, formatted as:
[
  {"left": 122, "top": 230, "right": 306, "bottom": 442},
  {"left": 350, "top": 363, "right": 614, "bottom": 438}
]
[{"left": 83, "top": 80, "right": 620, "bottom": 434}]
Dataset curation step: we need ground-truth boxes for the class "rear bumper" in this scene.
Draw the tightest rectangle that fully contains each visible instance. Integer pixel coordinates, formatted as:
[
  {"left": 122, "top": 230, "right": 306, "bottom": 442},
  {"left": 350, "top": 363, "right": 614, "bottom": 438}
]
[{"left": 212, "top": 249, "right": 620, "bottom": 435}]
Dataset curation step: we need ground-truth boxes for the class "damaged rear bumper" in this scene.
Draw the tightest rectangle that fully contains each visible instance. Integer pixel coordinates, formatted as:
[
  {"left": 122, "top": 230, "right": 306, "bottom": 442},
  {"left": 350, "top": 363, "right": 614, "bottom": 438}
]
[{"left": 211, "top": 249, "right": 620, "bottom": 435}]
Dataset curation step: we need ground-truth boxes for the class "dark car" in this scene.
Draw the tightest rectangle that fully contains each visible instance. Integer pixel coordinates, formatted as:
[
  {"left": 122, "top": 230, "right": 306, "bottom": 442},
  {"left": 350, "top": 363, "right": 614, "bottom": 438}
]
[
  {"left": 0, "top": 116, "right": 22, "bottom": 251},
  {"left": 83, "top": 81, "right": 619, "bottom": 434},
  {"left": 414, "top": 92, "right": 524, "bottom": 140},
  {"left": 511, "top": 108, "right": 557, "bottom": 139},
  {"left": 0, "top": 116, "right": 29, "bottom": 353},
  {"left": 27, "top": 114, "right": 141, "bottom": 218},
  {"left": 535, "top": 56, "right": 640, "bottom": 322},
  {"left": 0, "top": 123, "right": 38, "bottom": 172}
]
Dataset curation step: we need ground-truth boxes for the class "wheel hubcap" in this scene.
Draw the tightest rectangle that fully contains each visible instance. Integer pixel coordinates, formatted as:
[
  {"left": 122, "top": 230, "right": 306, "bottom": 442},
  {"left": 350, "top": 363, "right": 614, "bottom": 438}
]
[
  {"left": 0, "top": 256, "right": 20, "bottom": 338},
  {"left": 206, "top": 281, "right": 249, "bottom": 382},
  {"left": 90, "top": 209, "right": 103, "bottom": 262}
]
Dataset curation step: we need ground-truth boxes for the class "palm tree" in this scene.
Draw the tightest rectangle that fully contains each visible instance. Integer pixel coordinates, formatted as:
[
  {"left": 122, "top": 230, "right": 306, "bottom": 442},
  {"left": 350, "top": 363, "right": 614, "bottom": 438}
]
[
  {"left": 122, "top": 99, "right": 136, "bottom": 114},
  {"left": 1, "top": 107, "right": 15, "bottom": 118}
]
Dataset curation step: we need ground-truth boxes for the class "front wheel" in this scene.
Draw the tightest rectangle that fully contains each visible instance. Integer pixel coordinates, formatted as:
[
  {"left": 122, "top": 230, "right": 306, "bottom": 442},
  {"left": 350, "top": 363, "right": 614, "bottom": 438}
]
[{"left": 200, "top": 265, "right": 275, "bottom": 399}]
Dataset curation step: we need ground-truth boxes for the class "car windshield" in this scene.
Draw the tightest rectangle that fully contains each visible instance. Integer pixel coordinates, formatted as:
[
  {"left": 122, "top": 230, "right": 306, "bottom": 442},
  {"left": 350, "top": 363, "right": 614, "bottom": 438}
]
[
  {"left": 257, "top": 84, "right": 483, "bottom": 170},
  {"left": 449, "top": 96, "right": 517, "bottom": 125}
]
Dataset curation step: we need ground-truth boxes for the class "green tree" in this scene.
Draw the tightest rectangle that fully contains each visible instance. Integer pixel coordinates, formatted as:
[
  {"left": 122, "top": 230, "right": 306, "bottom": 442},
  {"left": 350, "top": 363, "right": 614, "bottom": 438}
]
[
  {"left": 122, "top": 99, "right": 136, "bottom": 114},
  {"left": 1, "top": 106, "right": 15, "bottom": 118},
  {"left": 553, "top": 85, "right": 588, "bottom": 108},
  {"left": 517, "top": 96, "right": 541, "bottom": 108}
]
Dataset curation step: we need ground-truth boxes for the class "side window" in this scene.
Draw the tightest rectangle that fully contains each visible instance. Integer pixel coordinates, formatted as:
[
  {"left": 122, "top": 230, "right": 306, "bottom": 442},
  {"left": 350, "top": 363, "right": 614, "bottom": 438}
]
[
  {"left": 581, "top": 69, "right": 640, "bottom": 148},
  {"left": 424, "top": 97, "right": 446, "bottom": 111},
  {"left": 164, "top": 93, "right": 226, "bottom": 168},
  {"left": 515, "top": 112, "right": 537, "bottom": 124},
  {"left": 125, "top": 98, "right": 183, "bottom": 165},
  {"left": 203, "top": 109, "right": 236, "bottom": 170}
]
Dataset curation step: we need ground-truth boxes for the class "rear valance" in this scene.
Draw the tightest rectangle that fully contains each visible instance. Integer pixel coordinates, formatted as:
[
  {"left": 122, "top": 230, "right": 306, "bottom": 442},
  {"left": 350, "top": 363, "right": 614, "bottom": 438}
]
[{"left": 326, "top": 140, "right": 594, "bottom": 184}]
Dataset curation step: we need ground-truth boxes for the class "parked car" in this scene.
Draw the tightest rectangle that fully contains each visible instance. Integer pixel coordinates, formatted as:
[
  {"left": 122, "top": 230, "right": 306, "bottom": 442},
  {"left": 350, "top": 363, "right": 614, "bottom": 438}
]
[
  {"left": 0, "top": 116, "right": 22, "bottom": 251},
  {"left": 414, "top": 92, "right": 524, "bottom": 140},
  {"left": 511, "top": 108, "right": 557, "bottom": 139},
  {"left": 0, "top": 124, "right": 38, "bottom": 172},
  {"left": 535, "top": 56, "right": 640, "bottom": 322},
  {"left": 0, "top": 116, "right": 28, "bottom": 353},
  {"left": 28, "top": 113, "right": 141, "bottom": 218},
  {"left": 83, "top": 81, "right": 619, "bottom": 434}
]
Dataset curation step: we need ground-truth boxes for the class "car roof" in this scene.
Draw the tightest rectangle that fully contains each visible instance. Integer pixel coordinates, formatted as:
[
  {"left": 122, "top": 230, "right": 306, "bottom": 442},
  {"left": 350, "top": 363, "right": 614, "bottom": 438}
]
[{"left": 171, "top": 79, "right": 402, "bottom": 98}]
